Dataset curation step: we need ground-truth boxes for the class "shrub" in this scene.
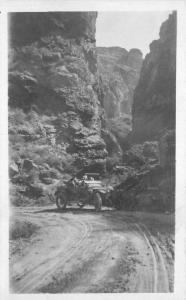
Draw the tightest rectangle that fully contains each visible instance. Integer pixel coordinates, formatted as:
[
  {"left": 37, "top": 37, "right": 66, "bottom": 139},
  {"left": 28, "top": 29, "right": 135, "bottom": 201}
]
[{"left": 10, "top": 219, "right": 39, "bottom": 240}]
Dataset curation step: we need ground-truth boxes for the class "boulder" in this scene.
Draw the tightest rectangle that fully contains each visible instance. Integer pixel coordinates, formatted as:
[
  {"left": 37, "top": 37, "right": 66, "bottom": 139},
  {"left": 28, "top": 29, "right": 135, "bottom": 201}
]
[
  {"left": 22, "top": 159, "right": 37, "bottom": 171},
  {"left": 24, "top": 184, "right": 44, "bottom": 199}
]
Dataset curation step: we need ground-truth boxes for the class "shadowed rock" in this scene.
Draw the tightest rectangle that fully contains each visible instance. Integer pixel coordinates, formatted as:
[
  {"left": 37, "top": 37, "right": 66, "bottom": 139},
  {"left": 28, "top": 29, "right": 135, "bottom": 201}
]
[{"left": 97, "top": 46, "right": 142, "bottom": 144}]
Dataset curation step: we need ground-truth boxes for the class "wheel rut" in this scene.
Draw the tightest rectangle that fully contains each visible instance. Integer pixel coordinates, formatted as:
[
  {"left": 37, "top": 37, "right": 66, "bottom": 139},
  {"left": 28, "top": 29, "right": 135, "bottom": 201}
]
[
  {"left": 12, "top": 216, "right": 91, "bottom": 293},
  {"left": 10, "top": 206, "right": 174, "bottom": 293}
]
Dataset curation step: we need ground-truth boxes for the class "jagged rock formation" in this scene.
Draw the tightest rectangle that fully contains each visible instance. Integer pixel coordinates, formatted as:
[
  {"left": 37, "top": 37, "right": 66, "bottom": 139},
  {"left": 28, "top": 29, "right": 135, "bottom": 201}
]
[
  {"left": 119, "top": 12, "right": 176, "bottom": 212},
  {"left": 130, "top": 12, "right": 176, "bottom": 143},
  {"left": 97, "top": 47, "right": 142, "bottom": 143},
  {"left": 9, "top": 12, "right": 108, "bottom": 205}
]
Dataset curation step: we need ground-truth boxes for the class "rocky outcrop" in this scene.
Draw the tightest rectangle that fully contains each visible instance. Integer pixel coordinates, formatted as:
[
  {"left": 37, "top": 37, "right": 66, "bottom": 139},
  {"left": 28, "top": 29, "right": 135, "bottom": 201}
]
[
  {"left": 9, "top": 12, "right": 108, "bottom": 205},
  {"left": 130, "top": 12, "right": 176, "bottom": 143},
  {"left": 119, "top": 12, "right": 176, "bottom": 212},
  {"left": 97, "top": 47, "right": 142, "bottom": 143}
]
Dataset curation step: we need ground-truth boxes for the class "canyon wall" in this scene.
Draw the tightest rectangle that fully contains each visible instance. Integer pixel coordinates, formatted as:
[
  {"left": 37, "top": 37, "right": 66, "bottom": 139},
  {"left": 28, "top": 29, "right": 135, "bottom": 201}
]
[
  {"left": 97, "top": 47, "right": 142, "bottom": 144},
  {"left": 122, "top": 12, "right": 176, "bottom": 212},
  {"left": 131, "top": 12, "right": 176, "bottom": 143},
  {"left": 9, "top": 12, "right": 108, "bottom": 204}
]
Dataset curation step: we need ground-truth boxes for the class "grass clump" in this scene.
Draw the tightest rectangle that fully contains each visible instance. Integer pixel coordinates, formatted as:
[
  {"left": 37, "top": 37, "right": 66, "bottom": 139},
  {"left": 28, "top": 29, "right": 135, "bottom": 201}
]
[{"left": 10, "top": 219, "right": 39, "bottom": 240}]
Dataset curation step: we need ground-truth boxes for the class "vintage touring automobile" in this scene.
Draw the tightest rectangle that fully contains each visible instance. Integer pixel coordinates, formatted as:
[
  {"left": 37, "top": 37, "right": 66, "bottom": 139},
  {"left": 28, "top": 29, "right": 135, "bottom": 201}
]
[{"left": 54, "top": 173, "right": 113, "bottom": 211}]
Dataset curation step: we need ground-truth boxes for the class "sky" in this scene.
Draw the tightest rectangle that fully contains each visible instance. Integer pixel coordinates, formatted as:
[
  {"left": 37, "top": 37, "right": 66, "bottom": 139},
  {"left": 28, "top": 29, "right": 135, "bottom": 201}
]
[{"left": 96, "top": 11, "right": 171, "bottom": 56}]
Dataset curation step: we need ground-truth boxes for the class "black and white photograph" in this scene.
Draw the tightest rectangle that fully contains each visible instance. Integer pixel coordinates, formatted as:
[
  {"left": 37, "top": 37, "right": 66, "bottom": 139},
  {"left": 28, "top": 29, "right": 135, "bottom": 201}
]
[{"left": 0, "top": 1, "right": 185, "bottom": 298}]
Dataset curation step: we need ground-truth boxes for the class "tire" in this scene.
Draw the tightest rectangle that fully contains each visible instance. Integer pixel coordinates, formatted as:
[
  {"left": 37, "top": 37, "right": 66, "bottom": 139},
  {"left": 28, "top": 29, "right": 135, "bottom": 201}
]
[
  {"left": 56, "top": 193, "right": 67, "bottom": 210},
  {"left": 77, "top": 202, "right": 85, "bottom": 208},
  {"left": 94, "top": 192, "right": 102, "bottom": 212}
]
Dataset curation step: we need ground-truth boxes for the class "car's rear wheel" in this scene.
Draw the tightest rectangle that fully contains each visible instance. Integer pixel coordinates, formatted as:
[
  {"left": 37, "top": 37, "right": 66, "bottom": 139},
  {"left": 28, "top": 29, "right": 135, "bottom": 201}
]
[
  {"left": 94, "top": 192, "right": 102, "bottom": 212},
  {"left": 56, "top": 193, "right": 67, "bottom": 210}
]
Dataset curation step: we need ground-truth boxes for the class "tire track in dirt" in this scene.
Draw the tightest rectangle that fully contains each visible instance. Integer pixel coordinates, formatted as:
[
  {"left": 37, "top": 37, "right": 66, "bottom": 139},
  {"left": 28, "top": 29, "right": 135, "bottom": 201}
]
[
  {"left": 83, "top": 214, "right": 158, "bottom": 293},
  {"left": 134, "top": 223, "right": 158, "bottom": 292},
  {"left": 70, "top": 216, "right": 150, "bottom": 293},
  {"left": 115, "top": 214, "right": 170, "bottom": 292},
  {"left": 135, "top": 222, "right": 170, "bottom": 292},
  {"left": 10, "top": 207, "right": 174, "bottom": 293},
  {"left": 38, "top": 217, "right": 117, "bottom": 293},
  {"left": 13, "top": 216, "right": 91, "bottom": 293},
  {"left": 141, "top": 223, "right": 170, "bottom": 292}
]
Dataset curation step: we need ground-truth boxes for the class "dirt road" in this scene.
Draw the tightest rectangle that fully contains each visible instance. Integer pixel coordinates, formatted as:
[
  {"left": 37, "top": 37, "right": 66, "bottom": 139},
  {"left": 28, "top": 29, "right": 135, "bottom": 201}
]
[{"left": 9, "top": 205, "right": 175, "bottom": 293}]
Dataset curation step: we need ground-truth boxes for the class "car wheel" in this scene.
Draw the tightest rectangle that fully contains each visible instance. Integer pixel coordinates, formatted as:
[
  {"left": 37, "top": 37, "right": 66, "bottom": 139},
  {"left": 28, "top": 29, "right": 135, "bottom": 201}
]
[
  {"left": 77, "top": 201, "right": 85, "bottom": 208},
  {"left": 94, "top": 192, "right": 102, "bottom": 212},
  {"left": 56, "top": 193, "right": 67, "bottom": 210}
]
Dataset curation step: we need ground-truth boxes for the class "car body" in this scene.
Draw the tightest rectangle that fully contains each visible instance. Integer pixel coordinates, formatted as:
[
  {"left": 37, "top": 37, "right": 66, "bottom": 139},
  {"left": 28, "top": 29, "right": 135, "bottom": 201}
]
[{"left": 55, "top": 173, "right": 113, "bottom": 211}]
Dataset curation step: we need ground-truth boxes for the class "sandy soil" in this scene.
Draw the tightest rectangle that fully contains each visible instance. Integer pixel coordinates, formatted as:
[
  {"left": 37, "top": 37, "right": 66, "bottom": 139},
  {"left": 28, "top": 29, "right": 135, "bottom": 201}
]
[{"left": 9, "top": 205, "right": 175, "bottom": 293}]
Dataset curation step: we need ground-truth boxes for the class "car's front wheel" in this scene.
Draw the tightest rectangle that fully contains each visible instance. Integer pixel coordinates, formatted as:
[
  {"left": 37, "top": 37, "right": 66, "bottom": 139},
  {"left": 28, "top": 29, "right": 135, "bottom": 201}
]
[
  {"left": 56, "top": 193, "right": 67, "bottom": 210},
  {"left": 94, "top": 192, "right": 102, "bottom": 212}
]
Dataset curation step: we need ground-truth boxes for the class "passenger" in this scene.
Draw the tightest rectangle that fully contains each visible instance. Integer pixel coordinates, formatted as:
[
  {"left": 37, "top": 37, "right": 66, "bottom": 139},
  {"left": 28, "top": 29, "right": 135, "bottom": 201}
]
[
  {"left": 66, "top": 178, "right": 75, "bottom": 192},
  {"left": 82, "top": 175, "right": 88, "bottom": 181},
  {"left": 73, "top": 177, "right": 78, "bottom": 186}
]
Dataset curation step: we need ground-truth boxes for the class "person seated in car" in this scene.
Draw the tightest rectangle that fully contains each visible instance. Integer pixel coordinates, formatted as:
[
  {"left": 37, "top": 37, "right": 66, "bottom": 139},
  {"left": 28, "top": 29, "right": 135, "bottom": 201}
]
[{"left": 82, "top": 175, "right": 88, "bottom": 181}]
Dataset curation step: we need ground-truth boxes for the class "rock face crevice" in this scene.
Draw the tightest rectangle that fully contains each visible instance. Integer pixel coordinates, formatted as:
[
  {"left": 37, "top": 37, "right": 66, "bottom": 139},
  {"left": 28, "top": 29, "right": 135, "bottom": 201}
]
[
  {"left": 97, "top": 46, "right": 142, "bottom": 145},
  {"left": 9, "top": 12, "right": 109, "bottom": 205}
]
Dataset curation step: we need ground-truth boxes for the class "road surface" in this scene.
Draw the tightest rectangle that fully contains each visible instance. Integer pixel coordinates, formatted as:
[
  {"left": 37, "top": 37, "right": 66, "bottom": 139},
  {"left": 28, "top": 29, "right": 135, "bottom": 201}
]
[{"left": 9, "top": 205, "right": 175, "bottom": 293}]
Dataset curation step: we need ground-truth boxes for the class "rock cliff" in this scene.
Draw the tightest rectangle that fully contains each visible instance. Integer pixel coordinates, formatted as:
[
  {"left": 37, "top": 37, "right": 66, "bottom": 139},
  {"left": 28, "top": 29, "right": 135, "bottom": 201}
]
[
  {"left": 97, "top": 47, "right": 142, "bottom": 143},
  {"left": 9, "top": 12, "right": 107, "bottom": 205},
  {"left": 131, "top": 12, "right": 176, "bottom": 143},
  {"left": 119, "top": 12, "right": 176, "bottom": 212}
]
